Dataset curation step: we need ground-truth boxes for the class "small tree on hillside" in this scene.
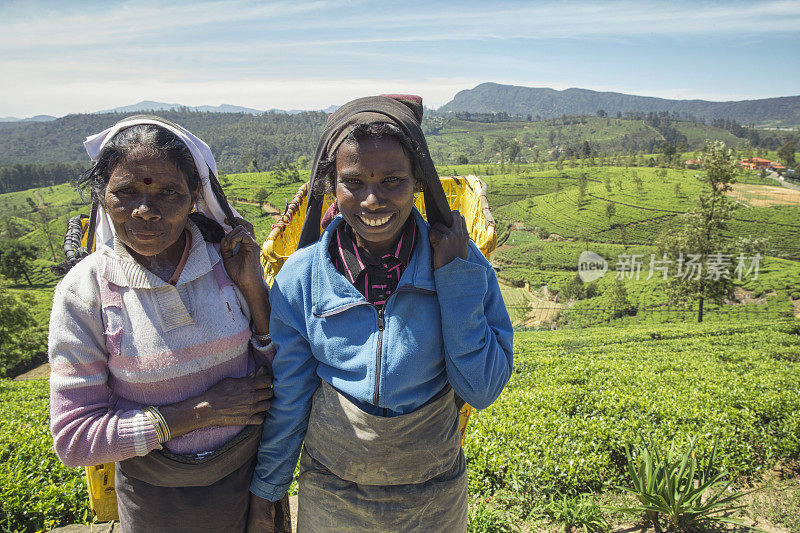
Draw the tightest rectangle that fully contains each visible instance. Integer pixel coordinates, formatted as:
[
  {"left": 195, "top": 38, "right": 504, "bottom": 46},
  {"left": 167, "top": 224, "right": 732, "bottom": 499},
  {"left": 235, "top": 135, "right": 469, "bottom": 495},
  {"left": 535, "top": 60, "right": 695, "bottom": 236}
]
[
  {"left": 606, "top": 279, "right": 636, "bottom": 319},
  {"left": 576, "top": 173, "right": 588, "bottom": 209},
  {"left": 633, "top": 173, "right": 644, "bottom": 197},
  {"left": 0, "top": 240, "right": 37, "bottom": 286},
  {"left": 605, "top": 202, "right": 616, "bottom": 224},
  {"left": 507, "top": 141, "right": 521, "bottom": 164},
  {"left": 656, "top": 141, "right": 739, "bottom": 322},
  {"left": 253, "top": 187, "right": 269, "bottom": 216}
]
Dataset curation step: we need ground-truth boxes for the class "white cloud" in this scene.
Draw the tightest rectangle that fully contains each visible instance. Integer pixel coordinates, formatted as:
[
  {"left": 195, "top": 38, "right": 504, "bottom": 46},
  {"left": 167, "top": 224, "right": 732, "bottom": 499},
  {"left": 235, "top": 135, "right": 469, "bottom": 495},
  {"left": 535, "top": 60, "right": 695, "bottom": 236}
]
[
  {"left": 1, "top": 1, "right": 799, "bottom": 116},
  {"left": 0, "top": 0, "right": 333, "bottom": 49},
  {"left": 4, "top": 0, "right": 800, "bottom": 52}
]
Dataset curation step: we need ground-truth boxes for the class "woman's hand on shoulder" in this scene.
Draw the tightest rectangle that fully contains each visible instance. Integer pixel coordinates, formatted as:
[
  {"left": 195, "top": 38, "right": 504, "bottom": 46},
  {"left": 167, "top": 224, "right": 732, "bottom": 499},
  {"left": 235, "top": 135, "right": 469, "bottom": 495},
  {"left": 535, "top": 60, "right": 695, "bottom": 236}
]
[
  {"left": 221, "top": 218, "right": 268, "bottom": 299},
  {"left": 429, "top": 210, "right": 469, "bottom": 270}
]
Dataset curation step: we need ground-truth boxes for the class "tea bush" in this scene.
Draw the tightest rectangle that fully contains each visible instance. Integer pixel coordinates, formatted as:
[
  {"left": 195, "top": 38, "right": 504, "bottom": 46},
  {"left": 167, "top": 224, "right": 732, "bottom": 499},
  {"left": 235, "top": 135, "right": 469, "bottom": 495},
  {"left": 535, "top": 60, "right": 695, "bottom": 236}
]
[
  {"left": 464, "top": 321, "right": 800, "bottom": 509},
  {"left": 2, "top": 321, "right": 799, "bottom": 529},
  {"left": 0, "top": 380, "right": 89, "bottom": 531}
]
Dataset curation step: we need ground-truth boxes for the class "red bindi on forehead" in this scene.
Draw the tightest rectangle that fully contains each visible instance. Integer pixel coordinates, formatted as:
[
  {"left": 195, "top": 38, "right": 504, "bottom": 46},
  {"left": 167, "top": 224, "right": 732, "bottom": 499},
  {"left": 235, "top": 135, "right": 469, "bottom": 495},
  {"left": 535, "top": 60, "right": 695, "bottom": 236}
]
[{"left": 143, "top": 177, "right": 152, "bottom": 185}]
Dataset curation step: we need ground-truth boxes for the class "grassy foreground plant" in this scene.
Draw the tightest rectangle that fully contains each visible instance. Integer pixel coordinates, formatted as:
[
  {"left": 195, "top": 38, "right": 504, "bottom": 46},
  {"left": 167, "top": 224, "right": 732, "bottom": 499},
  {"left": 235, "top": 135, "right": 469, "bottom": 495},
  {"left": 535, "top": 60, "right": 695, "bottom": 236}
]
[
  {"left": 618, "top": 436, "right": 748, "bottom": 530},
  {"left": 545, "top": 493, "right": 610, "bottom": 532},
  {"left": 468, "top": 497, "right": 514, "bottom": 533}
]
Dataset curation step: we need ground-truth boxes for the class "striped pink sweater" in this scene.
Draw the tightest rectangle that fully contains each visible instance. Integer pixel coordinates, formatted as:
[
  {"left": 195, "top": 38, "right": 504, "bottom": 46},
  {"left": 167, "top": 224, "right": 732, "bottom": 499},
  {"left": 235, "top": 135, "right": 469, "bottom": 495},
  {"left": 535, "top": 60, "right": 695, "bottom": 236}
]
[{"left": 49, "top": 220, "right": 275, "bottom": 467}]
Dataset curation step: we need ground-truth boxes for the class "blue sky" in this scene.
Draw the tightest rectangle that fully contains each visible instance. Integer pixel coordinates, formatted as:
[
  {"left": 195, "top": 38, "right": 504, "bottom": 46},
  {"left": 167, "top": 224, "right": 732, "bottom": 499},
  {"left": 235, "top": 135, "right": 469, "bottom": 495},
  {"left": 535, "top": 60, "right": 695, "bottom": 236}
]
[{"left": 2, "top": 0, "right": 799, "bottom": 117}]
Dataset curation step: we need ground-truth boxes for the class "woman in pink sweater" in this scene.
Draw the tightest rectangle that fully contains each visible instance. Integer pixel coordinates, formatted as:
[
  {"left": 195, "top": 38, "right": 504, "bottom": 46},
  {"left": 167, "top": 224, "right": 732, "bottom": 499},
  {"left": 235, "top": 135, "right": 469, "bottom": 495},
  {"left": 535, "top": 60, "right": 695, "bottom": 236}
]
[{"left": 48, "top": 116, "right": 285, "bottom": 531}]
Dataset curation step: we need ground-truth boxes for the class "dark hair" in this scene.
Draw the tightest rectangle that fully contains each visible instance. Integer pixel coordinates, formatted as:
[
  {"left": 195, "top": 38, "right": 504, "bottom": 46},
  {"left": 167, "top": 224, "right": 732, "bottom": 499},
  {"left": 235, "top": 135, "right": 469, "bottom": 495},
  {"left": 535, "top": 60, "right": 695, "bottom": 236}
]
[
  {"left": 312, "top": 122, "right": 424, "bottom": 198},
  {"left": 80, "top": 123, "right": 226, "bottom": 242}
]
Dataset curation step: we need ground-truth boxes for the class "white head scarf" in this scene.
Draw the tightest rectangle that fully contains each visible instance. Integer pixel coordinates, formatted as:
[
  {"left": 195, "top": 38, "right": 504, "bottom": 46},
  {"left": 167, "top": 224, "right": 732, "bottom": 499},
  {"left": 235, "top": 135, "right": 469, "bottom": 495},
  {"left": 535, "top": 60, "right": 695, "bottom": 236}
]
[{"left": 83, "top": 116, "right": 241, "bottom": 247}]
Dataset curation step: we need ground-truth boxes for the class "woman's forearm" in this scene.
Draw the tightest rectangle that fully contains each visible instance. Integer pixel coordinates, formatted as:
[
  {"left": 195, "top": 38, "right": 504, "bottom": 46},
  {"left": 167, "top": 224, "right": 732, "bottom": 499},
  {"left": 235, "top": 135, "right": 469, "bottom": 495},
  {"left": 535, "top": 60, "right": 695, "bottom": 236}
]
[{"left": 242, "top": 282, "right": 270, "bottom": 335}]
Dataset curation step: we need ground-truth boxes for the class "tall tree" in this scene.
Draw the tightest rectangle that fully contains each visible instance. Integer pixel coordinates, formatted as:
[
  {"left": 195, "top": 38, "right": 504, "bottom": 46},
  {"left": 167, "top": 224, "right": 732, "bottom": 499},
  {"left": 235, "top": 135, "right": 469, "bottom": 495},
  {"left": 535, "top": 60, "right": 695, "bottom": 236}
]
[
  {"left": 33, "top": 210, "right": 58, "bottom": 262},
  {"left": 656, "top": 141, "right": 739, "bottom": 322},
  {"left": 580, "top": 141, "right": 592, "bottom": 159},
  {"left": 506, "top": 141, "right": 521, "bottom": 163},
  {"left": 576, "top": 173, "right": 588, "bottom": 209},
  {"left": 0, "top": 240, "right": 37, "bottom": 286},
  {"left": 777, "top": 140, "right": 796, "bottom": 167},
  {"left": 0, "top": 289, "right": 43, "bottom": 377}
]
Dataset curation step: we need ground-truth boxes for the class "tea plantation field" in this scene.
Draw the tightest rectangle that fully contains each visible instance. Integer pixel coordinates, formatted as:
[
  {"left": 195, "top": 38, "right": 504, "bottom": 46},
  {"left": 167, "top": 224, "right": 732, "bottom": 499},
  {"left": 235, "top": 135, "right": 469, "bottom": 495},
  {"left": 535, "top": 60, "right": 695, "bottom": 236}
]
[
  {"left": 491, "top": 167, "right": 800, "bottom": 258},
  {"left": 2, "top": 320, "right": 799, "bottom": 531}
]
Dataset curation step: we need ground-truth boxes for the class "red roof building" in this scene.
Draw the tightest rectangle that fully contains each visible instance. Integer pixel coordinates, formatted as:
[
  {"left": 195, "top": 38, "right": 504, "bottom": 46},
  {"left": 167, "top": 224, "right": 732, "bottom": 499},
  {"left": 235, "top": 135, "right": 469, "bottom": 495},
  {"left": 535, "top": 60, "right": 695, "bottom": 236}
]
[{"left": 740, "top": 157, "right": 772, "bottom": 170}]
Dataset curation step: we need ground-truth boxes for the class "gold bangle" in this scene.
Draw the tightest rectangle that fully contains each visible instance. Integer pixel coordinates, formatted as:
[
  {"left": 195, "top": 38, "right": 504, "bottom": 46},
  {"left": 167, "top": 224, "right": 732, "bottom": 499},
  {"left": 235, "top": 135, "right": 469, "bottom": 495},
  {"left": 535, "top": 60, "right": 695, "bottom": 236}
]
[
  {"left": 151, "top": 406, "right": 171, "bottom": 443},
  {"left": 142, "top": 408, "right": 162, "bottom": 443},
  {"left": 143, "top": 406, "right": 171, "bottom": 444}
]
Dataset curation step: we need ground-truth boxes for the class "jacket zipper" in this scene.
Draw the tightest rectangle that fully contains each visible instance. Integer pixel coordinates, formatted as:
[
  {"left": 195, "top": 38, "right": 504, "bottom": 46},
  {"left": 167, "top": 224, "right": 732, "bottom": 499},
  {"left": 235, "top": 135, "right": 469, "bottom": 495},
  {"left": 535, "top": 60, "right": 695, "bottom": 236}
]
[
  {"left": 373, "top": 306, "right": 385, "bottom": 406},
  {"left": 313, "top": 286, "right": 436, "bottom": 408}
]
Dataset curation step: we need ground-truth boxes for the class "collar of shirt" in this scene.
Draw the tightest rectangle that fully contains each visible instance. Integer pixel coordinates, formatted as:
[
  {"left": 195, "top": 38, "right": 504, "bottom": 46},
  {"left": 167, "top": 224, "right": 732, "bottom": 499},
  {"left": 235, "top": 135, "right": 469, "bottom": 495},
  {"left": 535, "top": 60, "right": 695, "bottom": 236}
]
[
  {"left": 168, "top": 229, "right": 193, "bottom": 285},
  {"left": 328, "top": 216, "right": 417, "bottom": 305}
]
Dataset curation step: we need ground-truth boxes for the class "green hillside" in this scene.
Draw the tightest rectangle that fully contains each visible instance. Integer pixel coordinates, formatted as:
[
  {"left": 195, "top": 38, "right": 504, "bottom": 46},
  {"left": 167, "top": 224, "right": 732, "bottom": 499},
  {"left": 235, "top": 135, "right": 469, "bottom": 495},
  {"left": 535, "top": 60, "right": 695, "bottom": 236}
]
[
  {"left": 1, "top": 110, "right": 794, "bottom": 193},
  {"left": 425, "top": 114, "right": 775, "bottom": 165},
  {"left": 491, "top": 166, "right": 800, "bottom": 258},
  {"left": 3, "top": 153, "right": 798, "bottom": 342}
]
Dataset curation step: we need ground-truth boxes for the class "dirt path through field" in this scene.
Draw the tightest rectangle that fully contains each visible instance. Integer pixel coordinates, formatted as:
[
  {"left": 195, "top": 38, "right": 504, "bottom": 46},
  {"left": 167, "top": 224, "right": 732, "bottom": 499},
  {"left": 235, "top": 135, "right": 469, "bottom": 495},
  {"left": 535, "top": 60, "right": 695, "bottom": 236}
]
[
  {"left": 521, "top": 297, "right": 561, "bottom": 327},
  {"left": 232, "top": 198, "right": 282, "bottom": 218},
  {"left": 33, "top": 189, "right": 45, "bottom": 209},
  {"left": 14, "top": 362, "right": 49, "bottom": 380},
  {"left": 727, "top": 183, "right": 800, "bottom": 207},
  {"left": 499, "top": 279, "right": 562, "bottom": 327}
]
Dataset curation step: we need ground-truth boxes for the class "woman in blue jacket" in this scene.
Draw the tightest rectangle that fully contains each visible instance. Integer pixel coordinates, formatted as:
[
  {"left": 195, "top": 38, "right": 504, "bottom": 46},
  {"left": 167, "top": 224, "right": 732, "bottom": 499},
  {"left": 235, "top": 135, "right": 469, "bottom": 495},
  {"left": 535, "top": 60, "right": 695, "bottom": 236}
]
[{"left": 249, "top": 95, "right": 513, "bottom": 532}]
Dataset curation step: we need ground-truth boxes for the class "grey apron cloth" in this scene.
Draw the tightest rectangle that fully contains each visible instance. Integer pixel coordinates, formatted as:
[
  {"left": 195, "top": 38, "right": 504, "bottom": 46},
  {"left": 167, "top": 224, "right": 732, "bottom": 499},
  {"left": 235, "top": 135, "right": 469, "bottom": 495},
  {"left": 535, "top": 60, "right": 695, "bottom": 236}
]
[
  {"left": 115, "top": 425, "right": 260, "bottom": 533},
  {"left": 298, "top": 381, "right": 467, "bottom": 532}
]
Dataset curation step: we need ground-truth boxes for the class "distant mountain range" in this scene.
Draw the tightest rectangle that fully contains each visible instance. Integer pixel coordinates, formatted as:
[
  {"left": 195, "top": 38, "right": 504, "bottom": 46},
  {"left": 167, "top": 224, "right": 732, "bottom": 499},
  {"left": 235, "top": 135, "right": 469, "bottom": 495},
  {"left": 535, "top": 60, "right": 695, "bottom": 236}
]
[
  {"left": 93, "top": 101, "right": 269, "bottom": 115},
  {"left": 2, "top": 85, "right": 798, "bottom": 127},
  {"left": 439, "top": 83, "right": 800, "bottom": 127},
  {"left": 0, "top": 114, "right": 58, "bottom": 123},
  {"left": 0, "top": 101, "right": 342, "bottom": 122}
]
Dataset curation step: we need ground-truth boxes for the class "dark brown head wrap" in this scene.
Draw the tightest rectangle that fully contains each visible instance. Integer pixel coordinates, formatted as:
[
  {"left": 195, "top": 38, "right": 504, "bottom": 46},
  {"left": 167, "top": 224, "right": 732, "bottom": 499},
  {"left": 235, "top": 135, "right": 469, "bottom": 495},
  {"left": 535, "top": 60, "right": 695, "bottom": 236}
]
[{"left": 297, "top": 95, "right": 452, "bottom": 249}]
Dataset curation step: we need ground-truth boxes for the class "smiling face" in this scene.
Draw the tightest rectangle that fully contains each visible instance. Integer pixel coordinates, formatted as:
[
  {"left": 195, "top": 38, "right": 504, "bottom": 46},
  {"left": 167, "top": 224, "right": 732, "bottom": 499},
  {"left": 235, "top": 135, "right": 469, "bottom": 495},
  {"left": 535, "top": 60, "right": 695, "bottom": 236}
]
[
  {"left": 335, "top": 136, "right": 418, "bottom": 257},
  {"left": 103, "top": 153, "right": 199, "bottom": 264}
]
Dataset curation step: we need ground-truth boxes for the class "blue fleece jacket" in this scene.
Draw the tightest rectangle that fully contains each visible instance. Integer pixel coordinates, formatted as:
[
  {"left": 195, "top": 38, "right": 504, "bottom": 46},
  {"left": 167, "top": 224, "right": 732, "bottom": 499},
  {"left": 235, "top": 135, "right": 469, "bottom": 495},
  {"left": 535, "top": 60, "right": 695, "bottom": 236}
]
[{"left": 250, "top": 209, "right": 513, "bottom": 501}]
